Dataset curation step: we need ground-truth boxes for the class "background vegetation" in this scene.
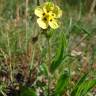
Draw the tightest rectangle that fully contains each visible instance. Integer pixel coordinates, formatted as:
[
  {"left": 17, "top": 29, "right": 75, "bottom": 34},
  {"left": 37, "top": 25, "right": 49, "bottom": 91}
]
[{"left": 0, "top": 0, "right": 96, "bottom": 96}]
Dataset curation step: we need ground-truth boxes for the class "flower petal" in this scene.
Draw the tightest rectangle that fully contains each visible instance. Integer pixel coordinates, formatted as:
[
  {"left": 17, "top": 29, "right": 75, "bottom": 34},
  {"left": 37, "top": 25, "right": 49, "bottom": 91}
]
[
  {"left": 34, "top": 7, "right": 44, "bottom": 17},
  {"left": 53, "top": 6, "right": 62, "bottom": 18},
  {"left": 49, "top": 19, "right": 59, "bottom": 29},
  {"left": 37, "top": 18, "right": 48, "bottom": 29},
  {"left": 43, "top": 2, "right": 54, "bottom": 13}
]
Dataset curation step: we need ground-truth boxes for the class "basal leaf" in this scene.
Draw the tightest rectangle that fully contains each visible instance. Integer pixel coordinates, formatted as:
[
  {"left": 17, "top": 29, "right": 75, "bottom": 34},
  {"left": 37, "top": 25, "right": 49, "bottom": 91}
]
[
  {"left": 20, "top": 86, "right": 36, "bottom": 96},
  {"left": 54, "top": 72, "right": 69, "bottom": 96},
  {"left": 39, "top": 63, "right": 48, "bottom": 76},
  {"left": 50, "top": 33, "right": 66, "bottom": 73}
]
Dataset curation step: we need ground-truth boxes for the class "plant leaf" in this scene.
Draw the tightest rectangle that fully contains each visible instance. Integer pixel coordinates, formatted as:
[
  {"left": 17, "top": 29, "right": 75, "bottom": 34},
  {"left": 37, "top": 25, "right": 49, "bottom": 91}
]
[
  {"left": 20, "top": 86, "right": 36, "bottom": 96},
  {"left": 50, "top": 33, "right": 66, "bottom": 73},
  {"left": 39, "top": 63, "right": 48, "bottom": 76},
  {"left": 54, "top": 71, "right": 69, "bottom": 96}
]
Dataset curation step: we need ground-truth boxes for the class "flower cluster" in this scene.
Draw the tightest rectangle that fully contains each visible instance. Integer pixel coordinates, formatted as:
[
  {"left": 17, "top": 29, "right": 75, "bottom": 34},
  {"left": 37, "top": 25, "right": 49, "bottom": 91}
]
[{"left": 34, "top": 2, "right": 62, "bottom": 29}]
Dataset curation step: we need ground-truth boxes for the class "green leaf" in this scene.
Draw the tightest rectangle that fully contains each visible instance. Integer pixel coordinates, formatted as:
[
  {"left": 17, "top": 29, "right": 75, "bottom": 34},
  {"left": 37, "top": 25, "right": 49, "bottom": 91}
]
[
  {"left": 39, "top": 63, "right": 48, "bottom": 76},
  {"left": 50, "top": 33, "right": 66, "bottom": 73},
  {"left": 71, "top": 73, "right": 88, "bottom": 96},
  {"left": 20, "top": 86, "right": 36, "bottom": 96},
  {"left": 54, "top": 72, "right": 69, "bottom": 96}
]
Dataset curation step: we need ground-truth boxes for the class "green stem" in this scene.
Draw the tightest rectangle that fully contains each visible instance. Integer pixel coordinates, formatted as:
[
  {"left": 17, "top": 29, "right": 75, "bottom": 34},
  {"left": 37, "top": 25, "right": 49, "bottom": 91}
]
[
  {"left": 47, "top": 38, "right": 51, "bottom": 96},
  {"left": 37, "top": 0, "right": 40, "bottom": 5},
  {"left": 42, "top": 29, "right": 51, "bottom": 96}
]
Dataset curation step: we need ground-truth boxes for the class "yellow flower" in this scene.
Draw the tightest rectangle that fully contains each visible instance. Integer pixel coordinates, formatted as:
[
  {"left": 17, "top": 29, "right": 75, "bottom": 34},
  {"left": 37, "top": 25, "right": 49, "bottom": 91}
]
[{"left": 34, "top": 2, "right": 62, "bottom": 29}]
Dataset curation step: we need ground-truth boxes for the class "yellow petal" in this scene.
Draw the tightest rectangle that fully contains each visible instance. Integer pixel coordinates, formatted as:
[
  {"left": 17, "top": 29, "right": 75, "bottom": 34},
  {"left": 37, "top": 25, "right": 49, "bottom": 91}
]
[
  {"left": 34, "top": 7, "right": 44, "bottom": 17},
  {"left": 53, "top": 6, "right": 62, "bottom": 18},
  {"left": 43, "top": 2, "right": 54, "bottom": 13},
  {"left": 37, "top": 18, "right": 48, "bottom": 29},
  {"left": 49, "top": 19, "right": 59, "bottom": 29}
]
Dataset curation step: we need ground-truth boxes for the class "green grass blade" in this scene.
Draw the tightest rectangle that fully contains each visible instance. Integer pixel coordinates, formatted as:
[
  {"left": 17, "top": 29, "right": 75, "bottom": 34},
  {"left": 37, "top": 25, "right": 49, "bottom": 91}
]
[
  {"left": 75, "top": 79, "right": 96, "bottom": 96},
  {"left": 71, "top": 73, "right": 88, "bottom": 96}
]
